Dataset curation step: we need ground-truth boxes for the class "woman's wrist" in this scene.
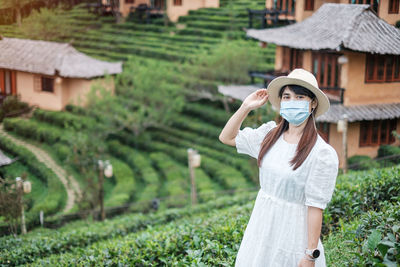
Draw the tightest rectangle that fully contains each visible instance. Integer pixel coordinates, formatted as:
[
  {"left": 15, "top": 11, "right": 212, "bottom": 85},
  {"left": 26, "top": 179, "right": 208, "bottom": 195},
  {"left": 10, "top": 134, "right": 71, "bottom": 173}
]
[{"left": 303, "top": 254, "right": 316, "bottom": 262}]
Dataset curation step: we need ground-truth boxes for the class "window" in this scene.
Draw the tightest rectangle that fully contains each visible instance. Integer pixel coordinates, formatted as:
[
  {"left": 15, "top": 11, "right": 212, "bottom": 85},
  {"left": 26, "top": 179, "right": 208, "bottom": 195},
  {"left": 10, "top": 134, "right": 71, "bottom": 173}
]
[
  {"left": 359, "top": 119, "right": 397, "bottom": 146},
  {"left": 41, "top": 77, "right": 54, "bottom": 92},
  {"left": 274, "top": 0, "right": 295, "bottom": 14},
  {"left": 389, "top": 0, "right": 399, "bottom": 13},
  {"left": 173, "top": 0, "right": 182, "bottom": 6},
  {"left": 316, "top": 122, "right": 329, "bottom": 143},
  {"left": 312, "top": 52, "right": 340, "bottom": 88},
  {"left": 154, "top": 0, "right": 165, "bottom": 9},
  {"left": 349, "top": 0, "right": 379, "bottom": 13},
  {"left": 365, "top": 54, "right": 400, "bottom": 83},
  {"left": 304, "top": 0, "right": 314, "bottom": 11},
  {"left": 282, "top": 47, "right": 303, "bottom": 72},
  {"left": 125, "top": 0, "right": 134, "bottom": 3}
]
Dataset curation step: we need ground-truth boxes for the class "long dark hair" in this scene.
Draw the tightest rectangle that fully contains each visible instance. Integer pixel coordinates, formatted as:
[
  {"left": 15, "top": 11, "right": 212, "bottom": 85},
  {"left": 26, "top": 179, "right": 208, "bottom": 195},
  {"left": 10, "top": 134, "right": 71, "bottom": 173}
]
[{"left": 257, "top": 84, "right": 318, "bottom": 170}]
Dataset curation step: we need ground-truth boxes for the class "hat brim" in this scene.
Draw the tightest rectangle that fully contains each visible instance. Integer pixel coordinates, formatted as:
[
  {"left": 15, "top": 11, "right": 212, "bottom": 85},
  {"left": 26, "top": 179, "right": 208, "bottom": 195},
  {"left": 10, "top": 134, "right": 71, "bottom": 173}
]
[{"left": 266, "top": 76, "right": 330, "bottom": 118}]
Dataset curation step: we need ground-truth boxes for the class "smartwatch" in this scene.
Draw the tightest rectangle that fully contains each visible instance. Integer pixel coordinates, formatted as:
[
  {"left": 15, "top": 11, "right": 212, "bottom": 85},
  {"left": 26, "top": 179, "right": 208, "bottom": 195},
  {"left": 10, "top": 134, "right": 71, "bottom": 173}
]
[{"left": 305, "top": 248, "right": 320, "bottom": 259}]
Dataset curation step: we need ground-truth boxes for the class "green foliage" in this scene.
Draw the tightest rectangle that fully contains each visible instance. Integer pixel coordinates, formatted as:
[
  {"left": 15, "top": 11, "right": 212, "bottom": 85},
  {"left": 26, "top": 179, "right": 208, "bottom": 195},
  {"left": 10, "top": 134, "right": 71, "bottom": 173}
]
[
  {"left": 0, "top": 191, "right": 257, "bottom": 265},
  {"left": 185, "top": 39, "right": 266, "bottom": 85},
  {"left": 3, "top": 117, "right": 64, "bottom": 145},
  {"left": 20, "top": 6, "right": 76, "bottom": 40},
  {"left": 378, "top": 145, "right": 400, "bottom": 165},
  {"left": 323, "top": 165, "right": 400, "bottom": 235},
  {"left": 347, "top": 155, "right": 379, "bottom": 170},
  {"left": 0, "top": 135, "right": 66, "bottom": 219},
  {"left": 107, "top": 140, "right": 160, "bottom": 203},
  {"left": 113, "top": 58, "right": 185, "bottom": 136},
  {"left": 105, "top": 158, "right": 136, "bottom": 207},
  {"left": 32, "top": 109, "right": 97, "bottom": 131},
  {"left": 0, "top": 95, "right": 29, "bottom": 122},
  {"left": 326, "top": 202, "right": 400, "bottom": 266}
]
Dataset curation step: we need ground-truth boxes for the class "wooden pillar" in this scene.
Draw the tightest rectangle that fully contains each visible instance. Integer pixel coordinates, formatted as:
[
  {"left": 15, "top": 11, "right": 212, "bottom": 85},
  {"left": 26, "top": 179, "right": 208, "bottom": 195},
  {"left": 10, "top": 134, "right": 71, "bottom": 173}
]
[{"left": 0, "top": 69, "right": 4, "bottom": 94}]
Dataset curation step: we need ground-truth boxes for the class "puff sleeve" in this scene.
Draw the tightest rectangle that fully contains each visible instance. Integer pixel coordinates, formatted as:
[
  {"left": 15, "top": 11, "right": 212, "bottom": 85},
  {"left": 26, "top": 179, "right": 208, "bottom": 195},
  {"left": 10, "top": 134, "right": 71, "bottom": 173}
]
[
  {"left": 235, "top": 120, "right": 277, "bottom": 159},
  {"left": 304, "top": 145, "right": 339, "bottom": 210}
]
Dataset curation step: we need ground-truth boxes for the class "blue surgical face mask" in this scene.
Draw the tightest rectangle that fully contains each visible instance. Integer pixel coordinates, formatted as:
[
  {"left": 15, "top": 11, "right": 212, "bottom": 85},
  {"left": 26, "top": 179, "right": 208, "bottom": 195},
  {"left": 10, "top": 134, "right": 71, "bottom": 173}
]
[{"left": 279, "top": 100, "right": 311, "bottom": 126}]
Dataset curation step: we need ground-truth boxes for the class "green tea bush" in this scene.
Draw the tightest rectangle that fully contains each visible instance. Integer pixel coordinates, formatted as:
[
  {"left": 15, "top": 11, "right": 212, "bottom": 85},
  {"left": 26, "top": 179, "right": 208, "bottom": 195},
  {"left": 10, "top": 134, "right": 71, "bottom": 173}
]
[
  {"left": 0, "top": 136, "right": 66, "bottom": 221},
  {"left": 347, "top": 155, "right": 379, "bottom": 170},
  {"left": 0, "top": 191, "right": 257, "bottom": 265},
  {"left": 324, "top": 165, "right": 400, "bottom": 235}
]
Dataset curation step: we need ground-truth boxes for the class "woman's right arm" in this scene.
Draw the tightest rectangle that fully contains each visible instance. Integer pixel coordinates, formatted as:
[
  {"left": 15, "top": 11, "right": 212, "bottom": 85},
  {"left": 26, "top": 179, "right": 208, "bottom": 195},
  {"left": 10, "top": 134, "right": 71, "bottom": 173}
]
[{"left": 218, "top": 89, "right": 269, "bottom": 147}]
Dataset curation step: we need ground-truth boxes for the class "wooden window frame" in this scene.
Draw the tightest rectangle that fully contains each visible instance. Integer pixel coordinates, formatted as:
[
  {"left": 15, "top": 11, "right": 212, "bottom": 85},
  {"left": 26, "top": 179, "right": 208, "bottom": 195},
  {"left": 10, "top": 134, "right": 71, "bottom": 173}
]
[
  {"left": 365, "top": 54, "right": 400, "bottom": 83},
  {"left": 389, "top": 0, "right": 399, "bottom": 13},
  {"left": 316, "top": 122, "right": 329, "bottom": 143},
  {"left": 41, "top": 76, "right": 54, "bottom": 93},
  {"left": 173, "top": 0, "right": 182, "bottom": 6},
  {"left": 275, "top": 0, "right": 295, "bottom": 14},
  {"left": 311, "top": 51, "right": 341, "bottom": 88},
  {"left": 282, "top": 47, "right": 303, "bottom": 72},
  {"left": 154, "top": 0, "right": 164, "bottom": 9},
  {"left": 359, "top": 119, "right": 397, "bottom": 147},
  {"left": 304, "top": 0, "right": 314, "bottom": 11}
]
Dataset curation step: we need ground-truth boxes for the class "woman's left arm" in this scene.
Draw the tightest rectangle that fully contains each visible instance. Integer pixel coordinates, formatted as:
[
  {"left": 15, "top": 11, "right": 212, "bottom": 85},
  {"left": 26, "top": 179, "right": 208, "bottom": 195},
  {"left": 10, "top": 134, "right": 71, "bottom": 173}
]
[
  {"left": 298, "top": 207, "right": 321, "bottom": 267},
  {"left": 307, "top": 206, "right": 322, "bottom": 252}
]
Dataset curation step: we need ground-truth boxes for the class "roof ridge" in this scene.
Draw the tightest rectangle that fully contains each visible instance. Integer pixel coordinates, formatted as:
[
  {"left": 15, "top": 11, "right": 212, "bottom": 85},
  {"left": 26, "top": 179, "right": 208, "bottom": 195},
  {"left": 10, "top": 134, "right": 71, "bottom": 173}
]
[{"left": 341, "top": 4, "right": 371, "bottom": 48}]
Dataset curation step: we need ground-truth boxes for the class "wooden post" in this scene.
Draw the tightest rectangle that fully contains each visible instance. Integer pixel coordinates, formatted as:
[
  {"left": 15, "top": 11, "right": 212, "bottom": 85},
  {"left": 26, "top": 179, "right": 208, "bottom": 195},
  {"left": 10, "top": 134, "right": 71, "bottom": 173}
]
[
  {"left": 342, "top": 114, "right": 348, "bottom": 174},
  {"left": 187, "top": 148, "right": 198, "bottom": 206},
  {"left": 99, "top": 163, "right": 105, "bottom": 221},
  {"left": 16, "top": 178, "right": 26, "bottom": 235}
]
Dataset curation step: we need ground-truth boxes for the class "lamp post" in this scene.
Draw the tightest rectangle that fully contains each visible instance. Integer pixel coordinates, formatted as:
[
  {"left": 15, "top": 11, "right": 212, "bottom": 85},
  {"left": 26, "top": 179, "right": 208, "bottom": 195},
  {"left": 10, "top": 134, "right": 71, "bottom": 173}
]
[
  {"left": 98, "top": 160, "right": 113, "bottom": 221},
  {"left": 187, "top": 148, "right": 201, "bottom": 206},
  {"left": 337, "top": 114, "right": 348, "bottom": 174},
  {"left": 15, "top": 176, "right": 31, "bottom": 235}
]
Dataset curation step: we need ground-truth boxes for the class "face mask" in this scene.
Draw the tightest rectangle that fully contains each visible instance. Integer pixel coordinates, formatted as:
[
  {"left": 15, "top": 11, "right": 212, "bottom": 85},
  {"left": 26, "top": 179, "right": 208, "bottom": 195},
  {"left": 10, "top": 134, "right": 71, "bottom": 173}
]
[{"left": 279, "top": 100, "right": 311, "bottom": 126}]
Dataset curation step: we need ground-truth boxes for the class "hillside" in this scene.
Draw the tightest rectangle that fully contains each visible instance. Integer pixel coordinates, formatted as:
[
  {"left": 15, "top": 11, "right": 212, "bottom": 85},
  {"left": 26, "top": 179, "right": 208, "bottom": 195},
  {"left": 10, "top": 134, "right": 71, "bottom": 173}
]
[
  {"left": 0, "top": 0, "right": 278, "bottom": 224},
  {"left": 1, "top": 165, "right": 399, "bottom": 266}
]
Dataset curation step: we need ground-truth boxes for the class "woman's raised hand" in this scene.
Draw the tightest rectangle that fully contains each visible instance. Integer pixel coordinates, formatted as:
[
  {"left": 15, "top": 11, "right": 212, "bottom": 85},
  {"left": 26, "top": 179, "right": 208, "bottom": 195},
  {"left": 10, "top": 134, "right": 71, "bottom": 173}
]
[{"left": 242, "top": 88, "right": 269, "bottom": 111}]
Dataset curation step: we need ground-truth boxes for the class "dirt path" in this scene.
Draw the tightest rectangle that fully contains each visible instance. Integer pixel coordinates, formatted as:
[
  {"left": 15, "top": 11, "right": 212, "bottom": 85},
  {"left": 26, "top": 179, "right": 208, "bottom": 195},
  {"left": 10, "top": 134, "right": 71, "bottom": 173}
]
[{"left": 0, "top": 124, "right": 82, "bottom": 213}]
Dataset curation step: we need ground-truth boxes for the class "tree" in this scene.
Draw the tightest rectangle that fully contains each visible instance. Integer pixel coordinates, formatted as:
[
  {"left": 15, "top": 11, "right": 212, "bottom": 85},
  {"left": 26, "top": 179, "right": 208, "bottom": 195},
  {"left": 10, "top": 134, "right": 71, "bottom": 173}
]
[
  {"left": 88, "top": 58, "right": 185, "bottom": 137},
  {"left": 0, "top": 176, "right": 22, "bottom": 236},
  {"left": 19, "top": 6, "right": 76, "bottom": 41}
]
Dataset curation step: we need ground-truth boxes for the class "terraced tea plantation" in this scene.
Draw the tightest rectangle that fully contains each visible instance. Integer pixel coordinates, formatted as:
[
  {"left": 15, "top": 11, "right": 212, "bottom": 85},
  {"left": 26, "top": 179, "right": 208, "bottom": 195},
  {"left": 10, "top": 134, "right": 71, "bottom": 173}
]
[
  {"left": 0, "top": 0, "right": 274, "bottom": 64},
  {"left": 0, "top": 165, "right": 399, "bottom": 266},
  {"left": 0, "top": 0, "right": 276, "bottom": 221}
]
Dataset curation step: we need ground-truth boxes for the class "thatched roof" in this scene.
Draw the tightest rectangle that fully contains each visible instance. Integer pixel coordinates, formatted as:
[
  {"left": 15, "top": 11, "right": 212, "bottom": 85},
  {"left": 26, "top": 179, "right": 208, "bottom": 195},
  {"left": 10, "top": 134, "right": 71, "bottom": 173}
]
[
  {"left": 246, "top": 3, "right": 400, "bottom": 55},
  {"left": 316, "top": 103, "right": 400, "bottom": 123},
  {"left": 0, "top": 37, "right": 122, "bottom": 78},
  {"left": 0, "top": 149, "right": 17, "bottom": 167}
]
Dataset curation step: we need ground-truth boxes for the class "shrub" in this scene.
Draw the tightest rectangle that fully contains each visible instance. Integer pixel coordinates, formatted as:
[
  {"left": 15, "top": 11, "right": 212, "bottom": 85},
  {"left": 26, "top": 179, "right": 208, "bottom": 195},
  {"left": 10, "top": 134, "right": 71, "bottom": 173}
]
[
  {"left": 347, "top": 155, "right": 379, "bottom": 170},
  {"left": 377, "top": 145, "right": 400, "bottom": 165}
]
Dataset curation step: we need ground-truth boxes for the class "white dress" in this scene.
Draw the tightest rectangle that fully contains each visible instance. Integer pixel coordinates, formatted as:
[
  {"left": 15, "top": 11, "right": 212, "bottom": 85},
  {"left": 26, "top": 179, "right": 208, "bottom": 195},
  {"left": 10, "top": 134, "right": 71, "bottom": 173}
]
[{"left": 234, "top": 120, "right": 339, "bottom": 267}]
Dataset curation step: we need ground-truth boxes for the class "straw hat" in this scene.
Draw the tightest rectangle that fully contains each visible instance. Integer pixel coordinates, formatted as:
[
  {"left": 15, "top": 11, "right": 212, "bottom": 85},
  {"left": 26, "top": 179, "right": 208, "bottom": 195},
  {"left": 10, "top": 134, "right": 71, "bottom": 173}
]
[{"left": 266, "top": 68, "right": 330, "bottom": 118}]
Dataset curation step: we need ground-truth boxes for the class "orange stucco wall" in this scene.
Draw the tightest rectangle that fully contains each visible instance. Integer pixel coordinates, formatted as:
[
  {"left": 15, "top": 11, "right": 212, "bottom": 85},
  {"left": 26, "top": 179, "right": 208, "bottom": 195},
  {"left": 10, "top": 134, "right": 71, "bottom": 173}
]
[
  {"left": 119, "top": 0, "right": 150, "bottom": 17},
  {"left": 378, "top": 1, "right": 400, "bottom": 25},
  {"left": 167, "top": 0, "right": 219, "bottom": 22},
  {"left": 15, "top": 71, "right": 114, "bottom": 111},
  {"left": 328, "top": 120, "right": 400, "bottom": 168},
  {"left": 340, "top": 50, "right": 400, "bottom": 106},
  {"left": 17, "top": 71, "right": 64, "bottom": 111},
  {"left": 116, "top": 0, "right": 219, "bottom": 21}
]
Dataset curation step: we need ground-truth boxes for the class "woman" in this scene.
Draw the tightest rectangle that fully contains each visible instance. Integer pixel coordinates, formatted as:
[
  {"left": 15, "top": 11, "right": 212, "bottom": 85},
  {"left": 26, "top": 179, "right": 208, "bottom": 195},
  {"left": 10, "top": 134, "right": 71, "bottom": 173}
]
[{"left": 219, "top": 68, "right": 339, "bottom": 267}]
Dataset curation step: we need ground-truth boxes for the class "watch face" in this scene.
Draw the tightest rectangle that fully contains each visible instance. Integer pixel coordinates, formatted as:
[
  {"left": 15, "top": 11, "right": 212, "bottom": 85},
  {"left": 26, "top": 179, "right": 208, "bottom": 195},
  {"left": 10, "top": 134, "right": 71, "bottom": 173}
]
[{"left": 312, "top": 249, "right": 320, "bottom": 258}]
